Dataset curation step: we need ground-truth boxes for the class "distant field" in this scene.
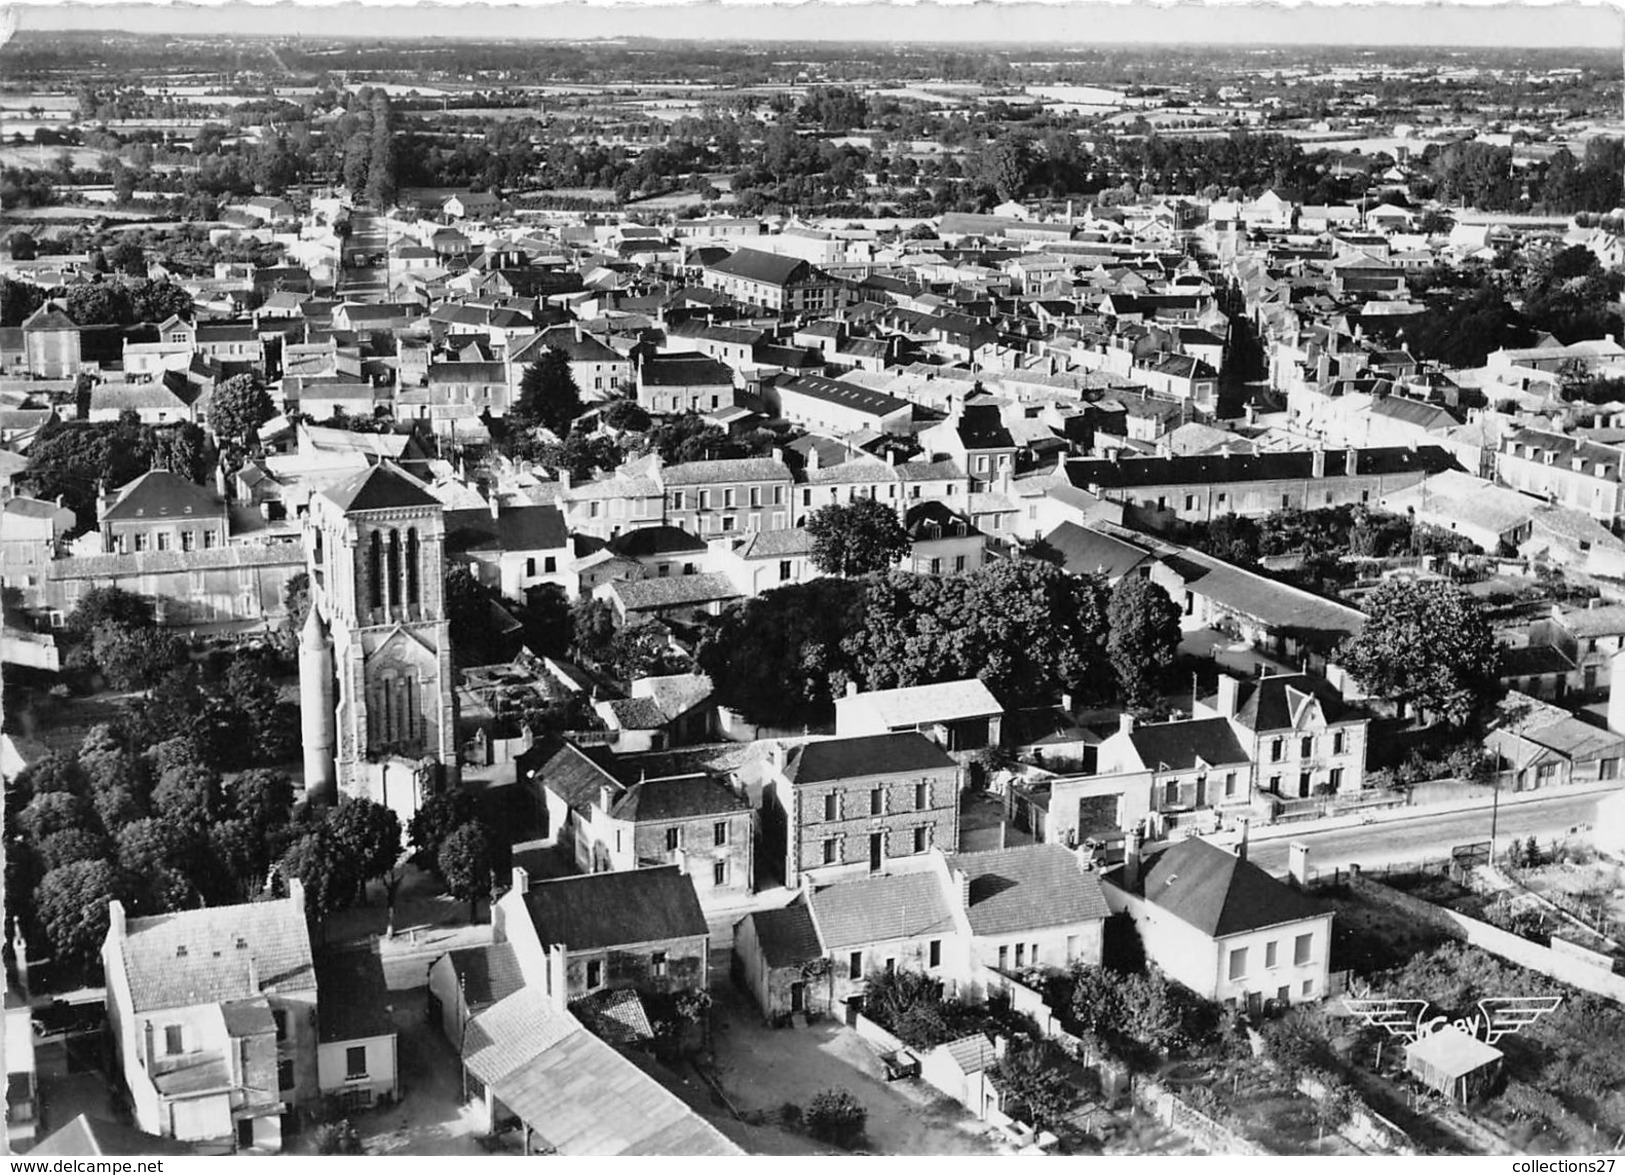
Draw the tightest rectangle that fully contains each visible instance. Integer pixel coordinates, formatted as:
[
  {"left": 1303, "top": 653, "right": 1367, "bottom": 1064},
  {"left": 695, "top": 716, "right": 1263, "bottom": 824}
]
[
  {"left": 0, "top": 94, "right": 79, "bottom": 112},
  {"left": 2, "top": 206, "right": 158, "bottom": 221},
  {"left": 0, "top": 146, "right": 106, "bottom": 170}
]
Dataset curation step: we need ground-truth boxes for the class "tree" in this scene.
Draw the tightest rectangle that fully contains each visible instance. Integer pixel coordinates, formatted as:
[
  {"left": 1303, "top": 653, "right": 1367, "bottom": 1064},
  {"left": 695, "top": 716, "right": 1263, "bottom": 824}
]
[
  {"left": 408, "top": 788, "right": 477, "bottom": 875},
  {"left": 327, "top": 798, "right": 402, "bottom": 906},
  {"left": 35, "top": 859, "right": 126, "bottom": 971},
  {"left": 18, "top": 791, "right": 93, "bottom": 843},
  {"left": 278, "top": 823, "right": 362, "bottom": 921},
  {"left": 1338, "top": 579, "right": 1499, "bottom": 727},
  {"left": 445, "top": 561, "right": 506, "bottom": 667},
  {"left": 207, "top": 372, "right": 274, "bottom": 448},
  {"left": 147, "top": 422, "right": 215, "bottom": 484},
  {"left": 696, "top": 578, "right": 867, "bottom": 727},
  {"left": 16, "top": 751, "right": 86, "bottom": 799},
  {"left": 568, "top": 596, "right": 620, "bottom": 669},
  {"left": 805, "top": 1088, "right": 867, "bottom": 1149},
  {"left": 514, "top": 349, "right": 583, "bottom": 438},
  {"left": 1107, "top": 577, "right": 1183, "bottom": 708},
  {"left": 66, "top": 585, "right": 154, "bottom": 637},
  {"left": 151, "top": 764, "right": 223, "bottom": 824},
  {"left": 806, "top": 498, "right": 912, "bottom": 577},
  {"left": 991, "top": 1040, "right": 1079, "bottom": 1131},
  {"left": 600, "top": 398, "right": 651, "bottom": 432},
  {"left": 106, "top": 239, "right": 146, "bottom": 277},
  {"left": 90, "top": 622, "right": 188, "bottom": 690},
  {"left": 229, "top": 768, "right": 294, "bottom": 834},
  {"left": 1, "top": 276, "right": 47, "bottom": 326},
  {"left": 438, "top": 821, "right": 493, "bottom": 921},
  {"left": 37, "top": 828, "right": 109, "bottom": 872}
]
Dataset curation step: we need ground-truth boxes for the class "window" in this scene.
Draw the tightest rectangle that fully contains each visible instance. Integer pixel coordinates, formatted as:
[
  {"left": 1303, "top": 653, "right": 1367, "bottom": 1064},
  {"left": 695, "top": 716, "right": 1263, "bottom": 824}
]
[
  {"left": 1270, "top": 738, "right": 1284, "bottom": 763},
  {"left": 823, "top": 838, "right": 839, "bottom": 864},
  {"left": 870, "top": 788, "right": 883, "bottom": 816},
  {"left": 1329, "top": 767, "right": 1344, "bottom": 790},
  {"left": 278, "top": 1060, "right": 294, "bottom": 1091},
  {"left": 273, "top": 1010, "right": 287, "bottom": 1041},
  {"left": 774, "top": 486, "right": 785, "bottom": 506},
  {"left": 180, "top": 531, "right": 194, "bottom": 552},
  {"left": 1184, "top": 494, "right": 1196, "bottom": 511},
  {"left": 133, "top": 533, "right": 147, "bottom": 552},
  {"left": 1265, "top": 941, "right": 1278, "bottom": 969},
  {"left": 750, "top": 487, "right": 761, "bottom": 508},
  {"left": 929, "top": 557, "right": 941, "bottom": 574},
  {"left": 1163, "top": 779, "right": 1180, "bottom": 806},
  {"left": 1301, "top": 736, "right": 1313, "bottom": 758},
  {"left": 1281, "top": 494, "right": 1290, "bottom": 508},
  {"left": 713, "top": 860, "right": 728, "bottom": 887},
  {"left": 1217, "top": 492, "right": 1228, "bottom": 508},
  {"left": 824, "top": 793, "right": 839, "bottom": 822},
  {"left": 998, "top": 946, "right": 1009, "bottom": 971},
  {"left": 345, "top": 1046, "right": 367, "bottom": 1079},
  {"left": 698, "top": 490, "right": 711, "bottom": 510},
  {"left": 658, "top": 563, "right": 671, "bottom": 578},
  {"left": 544, "top": 556, "right": 556, "bottom": 574},
  {"left": 714, "top": 821, "right": 728, "bottom": 846},
  {"left": 802, "top": 489, "right": 812, "bottom": 507},
  {"left": 915, "top": 782, "right": 929, "bottom": 810},
  {"left": 1228, "top": 947, "right": 1248, "bottom": 981},
  {"left": 724, "top": 489, "right": 736, "bottom": 509},
  {"left": 165, "top": 1025, "right": 184, "bottom": 1055},
  {"left": 954, "top": 555, "right": 966, "bottom": 572},
  {"left": 1294, "top": 934, "right": 1312, "bottom": 965},
  {"left": 203, "top": 531, "right": 216, "bottom": 549},
  {"left": 587, "top": 960, "right": 604, "bottom": 989},
  {"left": 913, "top": 826, "right": 927, "bottom": 853},
  {"left": 849, "top": 951, "right": 863, "bottom": 980},
  {"left": 651, "top": 951, "right": 668, "bottom": 978},
  {"left": 1332, "top": 731, "right": 1346, "bottom": 755},
  {"left": 722, "top": 515, "right": 736, "bottom": 532},
  {"left": 1224, "top": 771, "right": 1238, "bottom": 798},
  {"left": 1015, "top": 943, "right": 1026, "bottom": 968},
  {"left": 779, "top": 560, "right": 793, "bottom": 582},
  {"left": 929, "top": 940, "right": 941, "bottom": 968},
  {"left": 666, "top": 827, "right": 681, "bottom": 851},
  {"left": 1269, "top": 775, "right": 1282, "bottom": 794},
  {"left": 1299, "top": 771, "right": 1312, "bottom": 795},
  {"left": 1301, "top": 979, "right": 1314, "bottom": 997},
  {"left": 1603, "top": 758, "right": 1621, "bottom": 781},
  {"left": 672, "top": 490, "right": 685, "bottom": 510}
]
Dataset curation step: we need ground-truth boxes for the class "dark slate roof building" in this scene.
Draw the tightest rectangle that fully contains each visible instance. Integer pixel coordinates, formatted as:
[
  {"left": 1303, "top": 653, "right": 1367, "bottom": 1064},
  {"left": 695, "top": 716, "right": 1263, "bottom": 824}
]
[
  {"left": 521, "top": 865, "right": 708, "bottom": 951},
  {"left": 784, "top": 732, "right": 957, "bottom": 785}
]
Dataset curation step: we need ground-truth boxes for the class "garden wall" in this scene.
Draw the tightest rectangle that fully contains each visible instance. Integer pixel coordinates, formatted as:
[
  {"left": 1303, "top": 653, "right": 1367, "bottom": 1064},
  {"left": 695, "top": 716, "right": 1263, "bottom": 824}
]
[
  {"left": 1132, "top": 1075, "right": 1273, "bottom": 1156},
  {"left": 849, "top": 1007, "right": 906, "bottom": 1055},
  {"left": 1347, "top": 867, "right": 1625, "bottom": 1004}
]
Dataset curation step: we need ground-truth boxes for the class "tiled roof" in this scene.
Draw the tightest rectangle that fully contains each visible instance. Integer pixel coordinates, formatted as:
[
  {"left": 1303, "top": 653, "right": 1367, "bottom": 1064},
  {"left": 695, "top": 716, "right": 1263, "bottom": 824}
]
[
  {"left": 49, "top": 543, "right": 303, "bottom": 580},
  {"left": 523, "top": 739, "right": 624, "bottom": 814},
  {"left": 462, "top": 988, "right": 578, "bottom": 1087},
  {"left": 315, "top": 950, "right": 394, "bottom": 1043},
  {"left": 746, "top": 903, "right": 822, "bottom": 969},
  {"left": 948, "top": 843, "right": 1111, "bottom": 936},
  {"left": 444, "top": 941, "right": 524, "bottom": 1010},
  {"left": 808, "top": 869, "right": 957, "bottom": 951},
  {"left": 570, "top": 987, "right": 652, "bottom": 1045},
  {"left": 785, "top": 732, "right": 957, "bottom": 785},
  {"left": 944, "top": 1034, "right": 997, "bottom": 1075},
  {"left": 1125, "top": 716, "right": 1250, "bottom": 772},
  {"left": 737, "top": 527, "right": 814, "bottom": 558},
  {"left": 522, "top": 865, "right": 708, "bottom": 951},
  {"left": 1158, "top": 547, "right": 1365, "bottom": 643},
  {"left": 604, "top": 696, "right": 668, "bottom": 730},
  {"left": 660, "top": 457, "right": 791, "bottom": 486},
  {"left": 116, "top": 894, "right": 315, "bottom": 1013},
  {"left": 1139, "top": 837, "right": 1327, "bottom": 938},
  {"left": 608, "top": 572, "right": 739, "bottom": 612},
  {"left": 30, "top": 1114, "right": 196, "bottom": 1157},
  {"left": 847, "top": 679, "right": 1004, "bottom": 728}
]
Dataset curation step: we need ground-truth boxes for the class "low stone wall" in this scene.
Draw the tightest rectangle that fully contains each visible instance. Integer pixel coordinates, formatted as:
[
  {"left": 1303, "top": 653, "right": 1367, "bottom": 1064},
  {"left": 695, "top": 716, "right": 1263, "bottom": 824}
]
[
  {"left": 1132, "top": 1076, "right": 1272, "bottom": 1156},
  {"left": 1348, "top": 867, "right": 1625, "bottom": 1004},
  {"left": 849, "top": 1007, "right": 907, "bottom": 1055}
]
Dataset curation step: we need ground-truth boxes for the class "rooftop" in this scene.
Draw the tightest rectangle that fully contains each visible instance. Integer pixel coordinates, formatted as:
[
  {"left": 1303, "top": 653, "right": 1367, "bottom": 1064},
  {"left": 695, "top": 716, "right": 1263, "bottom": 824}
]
[
  {"left": 948, "top": 843, "right": 1111, "bottom": 937},
  {"left": 1137, "top": 837, "right": 1327, "bottom": 938},
  {"left": 808, "top": 868, "right": 958, "bottom": 951},
  {"left": 785, "top": 732, "right": 957, "bottom": 785},
  {"left": 522, "top": 865, "right": 708, "bottom": 951}
]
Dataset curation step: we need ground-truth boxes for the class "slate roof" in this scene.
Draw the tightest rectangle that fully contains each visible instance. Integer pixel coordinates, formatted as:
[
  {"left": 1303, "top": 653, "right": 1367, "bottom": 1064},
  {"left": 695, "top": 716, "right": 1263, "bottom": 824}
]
[
  {"left": 607, "top": 525, "right": 707, "bottom": 558},
  {"left": 640, "top": 352, "right": 734, "bottom": 387},
  {"left": 1125, "top": 716, "right": 1250, "bottom": 772},
  {"left": 785, "top": 732, "right": 957, "bottom": 785},
  {"left": 1065, "top": 445, "right": 1455, "bottom": 490},
  {"left": 707, "top": 248, "right": 813, "bottom": 287},
  {"left": 522, "top": 865, "right": 708, "bottom": 951},
  {"left": 661, "top": 457, "right": 791, "bottom": 485},
  {"left": 116, "top": 895, "right": 315, "bottom": 1013},
  {"left": 779, "top": 374, "right": 912, "bottom": 419},
  {"left": 321, "top": 461, "right": 440, "bottom": 513},
  {"left": 1043, "top": 521, "right": 1152, "bottom": 580},
  {"left": 315, "top": 950, "right": 395, "bottom": 1043},
  {"left": 746, "top": 903, "right": 822, "bottom": 969},
  {"left": 1138, "top": 837, "right": 1327, "bottom": 938},
  {"left": 30, "top": 1115, "right": 196, "bottom": 1157},
  {"left": 808, "top": 869, "right": 958, "bottom": 951},
  {"left": 609, "top": 773, "right": 748, "bottom": 823},
  {"left": 443, "top": 504, "right": 568, "bottom": 554},
  {"left": 1226, "top": 673, "right": 1357, "bottom": 733},
  {"left": 101, "top": 470, "right": 225, "bottom": 523},
  {"left": 948, "top": 843, "right": 1111, "bottom": 936},
  {"left": 954, "top": 403, "right": 1016, "bottom": 450},
  {"left": 525, "top": 739, "right": 624, "bottom": 813}
]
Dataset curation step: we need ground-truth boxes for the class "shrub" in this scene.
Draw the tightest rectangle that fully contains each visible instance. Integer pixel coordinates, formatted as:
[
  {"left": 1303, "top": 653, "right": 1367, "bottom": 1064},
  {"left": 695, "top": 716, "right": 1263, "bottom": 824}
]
[
  {"left": 313, "top": 1119, "right": 363, "bottom": 1155},
  {"left": 805, "top": 1088, "right": 866, "bottom": 1149}
]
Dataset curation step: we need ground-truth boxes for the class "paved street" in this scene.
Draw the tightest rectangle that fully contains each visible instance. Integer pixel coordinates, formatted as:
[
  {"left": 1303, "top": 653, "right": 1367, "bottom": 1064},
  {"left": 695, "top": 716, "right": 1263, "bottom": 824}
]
[
  {"left": 338, "top": 207, "right": 388, "bottom": 300},
  {"left": 1248, "top": 789, "right": 1609, "bottom": 876}
]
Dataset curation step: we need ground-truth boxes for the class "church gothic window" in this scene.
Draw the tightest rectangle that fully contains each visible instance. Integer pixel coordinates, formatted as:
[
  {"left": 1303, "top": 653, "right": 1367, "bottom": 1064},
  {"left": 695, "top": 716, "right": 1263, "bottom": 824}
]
[
  {"left": 368, "top": 532, "right": 383, "bottom": 610},
  {"left": 387, "top": 530, "right": 402, "bottom": 608},
  {"left": 406, "top": 528, "right": 421, "bottom": 606}
]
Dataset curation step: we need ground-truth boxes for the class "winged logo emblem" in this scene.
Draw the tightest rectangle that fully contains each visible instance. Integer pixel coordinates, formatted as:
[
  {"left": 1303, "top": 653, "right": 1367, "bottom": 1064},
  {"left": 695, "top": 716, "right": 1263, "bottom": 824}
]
[{"left": 1341, "top": 993, "right": 1562, "bottom": 1045}]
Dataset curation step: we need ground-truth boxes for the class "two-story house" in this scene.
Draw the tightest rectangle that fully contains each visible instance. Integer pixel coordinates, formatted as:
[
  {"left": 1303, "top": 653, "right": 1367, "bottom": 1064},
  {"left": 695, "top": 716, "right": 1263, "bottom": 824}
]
[
  {"left": 661, "top": 456, "right": 794, "bottom": 537},
  {"left": 1528, "top": 602, "right": 1625, "bottom": 697},
  {"left": 700, "top": 249, "right": 846, "bottom": 317},
  {"left": 1194, "top": 672, "right": 1369, "bottom": 799},
  {"left": 1498, "top": 429, "right": 1625, "bottom": 533},
  {"left": 636, "top": 352, "right": 738, "bottom": 417},
  {"left": 1105, "top": 834, "right": 1333, "bottom": 1011},
  {"left": 443, "top": 499, "right": 573, "bottom": 603},
  {"left": 948, "top": 843, "right": 1111, "bottom": 980},
  {"left": 764, "top": 733, "right": 962, "bottom": 887},
  {"left": 904, "top": 502, "right": 987, "bottom": 576},
  {"left": 919, "top": 402, "right": 1019, "bottom": 492},
  {"left": 99, "top": 470, "right": 230, "bottom": 556},
  {"left": 1095, "top": 712, "right": 1254, "bottom": 837},
  {"left": 571, "top": 771, "right": 754, "bottom": 900},
  {"left": 102, "top": 885, "right": 317, "bottom": 1151}
]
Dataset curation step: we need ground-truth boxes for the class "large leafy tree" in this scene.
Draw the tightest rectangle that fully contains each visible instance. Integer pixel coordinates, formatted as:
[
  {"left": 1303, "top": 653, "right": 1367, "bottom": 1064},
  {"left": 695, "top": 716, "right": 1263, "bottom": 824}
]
[
  {"left": 1338, "top": 578, "right": 1500, "bottom": 727},
  {"left": 806, "top": 498, "right": 912, "bottom": 577},
  {"left": 408, "top": 788, "right": 478, "bottom": 875},
  {"left": 23, "top": 419, "right": 154, "bottom": 533},
  {"left": 147, "top": 422, "right": 215, "bottom": 485},
  {"left": 1107, "top": 577, "right": 1183, "bottom": 708},
  {"left": 514, "top": 349, "right": 583, "bottom": 438},
  {"left": 207, "top": 372, "right": 274, "bottom": 448},
  {"left": 696, "top": 578, "right": 867, "bottom": 727},
  {"left": 327, "top": 798, "right": 402, "bottom": 905},
  {"left": 990, "top": 1040, "right": 1079, "bottom": 1131},
  {"left": 35, "top": 859, "right": 127, "bottom": 971},
  {"left": 438, "top": 821, "right": 493, "bottom": 921}
]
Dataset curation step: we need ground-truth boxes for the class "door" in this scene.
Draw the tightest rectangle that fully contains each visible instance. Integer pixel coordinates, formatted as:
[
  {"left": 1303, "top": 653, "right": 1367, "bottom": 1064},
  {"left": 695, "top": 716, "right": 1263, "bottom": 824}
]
[
  {"left": 1194, "top": 776, "right": 1207, "bottom": 809},
  {"left": 237, "top": 1118, "right": 254, "bottom": 1150},
  {"left": 790, "top": 982, "right": 805, "bottom": 1013},
  {"left": 869, "top": 832, "right": 883, "bottom": 871}
]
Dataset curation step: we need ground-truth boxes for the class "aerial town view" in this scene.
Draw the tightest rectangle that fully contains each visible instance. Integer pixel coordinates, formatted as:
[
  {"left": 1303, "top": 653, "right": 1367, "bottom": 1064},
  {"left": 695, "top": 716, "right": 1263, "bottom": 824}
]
[{"left": 2, "top": 1, "right": 1625, "bottom": 1160}]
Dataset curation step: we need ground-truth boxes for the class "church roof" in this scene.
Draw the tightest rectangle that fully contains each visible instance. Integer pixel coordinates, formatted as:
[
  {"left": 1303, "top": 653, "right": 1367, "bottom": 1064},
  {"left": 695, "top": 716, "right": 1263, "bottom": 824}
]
[{"left": 322, "top": 461, "right": 440, "bottom": 513}]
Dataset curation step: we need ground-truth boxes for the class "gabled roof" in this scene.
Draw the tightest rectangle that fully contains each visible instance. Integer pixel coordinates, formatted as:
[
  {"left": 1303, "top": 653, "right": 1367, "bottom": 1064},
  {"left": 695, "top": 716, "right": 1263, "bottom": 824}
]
[
  {"left": 114, "top": 893, "right": 314, "bottom": 1013},
  {"left": 808, "top": 869, "right": 957, "bottom": 951},
  {"left": 784, "top": 732, "right": 957, "bottom": 785},
  {"left": 315, "top": 950, "right": 394, "bottom": 1043},
  {"left": 522, "top": 866, "right": 708, "bottom": 951},
  {"left": 779, "top": 374, "right": 911, "bottom": 419},
  {"left": 321, "top": 460, "right": 440, "bottom": 513},
  {"left": 706, "top": 248, "right": 814, "bottom": 287},
  {"left": 639, "top": 352, "right": 734, "bottom": 387},
  {"left": 30, "top": 1115, "right": 196, "bottom": 1157},
  {"left": 101, "top": 470, "right": 225, "bottom": 523},
  {"left": 846, "top": 678, "right": 1004, "bottom": 728},
  {"left": 948, "top": 843, "right": 1110, "bottom": 936},
  {"left": 1138, "top": 836, "right": 1327, "bottom": 938},
  {"left": 1043, "top": 521, "right": 1152, "bottom": 580},
  {"left": 523, "top": 738, "right": 624, "bottom": 813},
  {"left": 1227, "top": 672, "right": 1356, "bottom": 733},
  {"left": 607, "top": 525, "right": 707, "bottom": 558},
  {"left": 443, "top": 504, "right": 568, "bottom": 554},
  {"left": 1124, "top": 716, "right": 1250, "bottom": 773},
  {"left": 443, "top": 941, "right": 524, "bottom": 1011},
  {"left": 609, "top": 773, "right": 749, "bottom": 823},
  {"left": 745, "top": 902, "right": 822, "bottom": 969},
  {"left": 607, "top": 571, "right": 739, "bottom": 612}
]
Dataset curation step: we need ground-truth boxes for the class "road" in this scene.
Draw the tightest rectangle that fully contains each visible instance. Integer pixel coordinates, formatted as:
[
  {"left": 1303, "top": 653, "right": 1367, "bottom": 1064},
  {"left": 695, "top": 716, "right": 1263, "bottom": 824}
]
[
  {"left": 339, "top": 206, "right": 389, "bottom": 301},
  {"left": 1248, "top": 790, "right": 1608, "bottom": 877}
]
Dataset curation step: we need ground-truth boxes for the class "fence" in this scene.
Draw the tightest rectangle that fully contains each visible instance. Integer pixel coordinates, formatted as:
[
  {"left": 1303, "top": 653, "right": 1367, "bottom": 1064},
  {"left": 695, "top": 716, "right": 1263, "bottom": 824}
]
[{"left": 1132, "top": 1075, "right": 1273, "bottom": 1156}]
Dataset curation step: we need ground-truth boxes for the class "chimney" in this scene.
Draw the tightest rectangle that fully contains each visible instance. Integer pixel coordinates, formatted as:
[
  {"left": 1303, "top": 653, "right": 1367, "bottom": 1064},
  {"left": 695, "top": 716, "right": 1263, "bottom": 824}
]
[
  {"left": 247, "top": 954, "right": 259, "bottom": 993},
  {"left": 1123, "top": 827, "right": 1143, "bottom": 888},
  {"left": 1215, "top": 673, "right": 1240, "bottom": 717},
  {"left": 1117, "top": 712, "right": 1136, "bottom": 737},
  {"left": 287, "top": 877, "right": 306, "bottom": 915},
  {"left": 1345, "top": 448, "right": 1359, "bottom": 477},
  {"left": 845, "top": 680, "right": 859, "bottom": 699},
  {"left": 1311, "top": 447, "right": 1326, "bottom": 479},
  {"left": 1060, "top": 691, "right": 1073, "bottom": 713},
  {"left": 807, "top": 446, "right": 820, "bottom": 472},
  {"left": 599, "top": 785, "right": 617, "bottom": 813},
  {"left": 107, "top": 899, "right": 127, "bottom": 946},
  {"left": 511, "top": 865, "right": 530, "bottom": 896},
  {"left": 1288, "top": 841, "right": 1310, "bottom": 889},
  {"left": 886, "top": 448, "right": 897, "bottom": 466},
  {"left": 488, "top": 491, "right": 500, "bottom": 521},
  {"left": 954, "top": 867, "right": 970, "bottom": 910},
  {"left": 558, "top": 470, "right": 572, "bottom": 492},
  {"left": 1235, "top": 817, "right": 1251, "bottom": 863}
]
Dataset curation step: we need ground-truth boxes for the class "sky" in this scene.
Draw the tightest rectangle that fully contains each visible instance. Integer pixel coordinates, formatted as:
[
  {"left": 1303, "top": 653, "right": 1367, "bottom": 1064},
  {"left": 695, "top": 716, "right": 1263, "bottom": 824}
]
[{"left": 4, "top": 0, "right": 1621, "bottom": 50}]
